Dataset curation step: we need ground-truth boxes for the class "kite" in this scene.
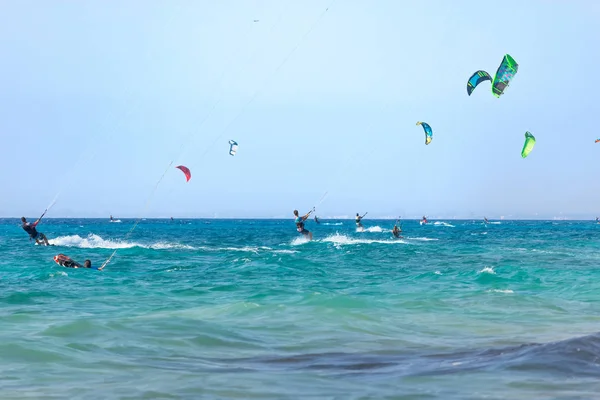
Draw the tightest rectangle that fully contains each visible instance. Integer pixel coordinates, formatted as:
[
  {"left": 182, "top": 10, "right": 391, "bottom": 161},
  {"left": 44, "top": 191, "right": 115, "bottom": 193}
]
[
  {"left": 467, "top": 70, "right": 492, "bottom": 96},
  {"left": 466, "top": 54, "right": 518, "bottom": 98},
  {"left": 492, "top": 54, "right": 519, "bottom": 98},
  {"left": 416, "top": 122, "right": 433, "bottom": 145},
  {"left": 229, "top": 140, "right": 238, "bottom": 156},
  {"left": 595, "top": 139, "right": 599, "bottom": 143},
  {"left": 176, "top": 165, "right": 191, "bottom": 182},
  {"left": 521, "top": 132, "right": 536, "bottom": 158}
]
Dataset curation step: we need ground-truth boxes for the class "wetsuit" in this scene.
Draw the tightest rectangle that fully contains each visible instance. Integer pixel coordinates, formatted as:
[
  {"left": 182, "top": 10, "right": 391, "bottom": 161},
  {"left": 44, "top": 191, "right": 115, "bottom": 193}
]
[
  {"left": 295, "top": 216, "right": 309, "bottom": 235},
  {"left": 22, "top": 221, "right": 40, "bottom": 240}
]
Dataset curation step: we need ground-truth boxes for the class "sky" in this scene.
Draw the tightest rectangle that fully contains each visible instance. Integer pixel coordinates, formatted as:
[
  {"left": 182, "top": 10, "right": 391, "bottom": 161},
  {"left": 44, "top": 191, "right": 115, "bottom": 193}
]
[{"left": 0, "top": 0, "right": 598, "bottom": 219}]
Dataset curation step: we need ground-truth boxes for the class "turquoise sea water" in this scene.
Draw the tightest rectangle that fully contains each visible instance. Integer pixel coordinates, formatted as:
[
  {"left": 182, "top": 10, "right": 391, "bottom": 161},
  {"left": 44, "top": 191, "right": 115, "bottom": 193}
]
[{"left": 2, "top": 218, "right": 600, "bottom": 399}]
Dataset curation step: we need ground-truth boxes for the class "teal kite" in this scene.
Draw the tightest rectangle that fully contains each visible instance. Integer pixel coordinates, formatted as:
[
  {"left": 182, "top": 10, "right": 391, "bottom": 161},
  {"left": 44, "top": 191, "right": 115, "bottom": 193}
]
[
  {"left": 467, "top": 70, "right": 492, "bottom": 96},
  {"left": 416, "top": 122, "right": 433, "bottom": 145},
  {"left": 521, "top": 132, "right": 535, "bottom": 158}
]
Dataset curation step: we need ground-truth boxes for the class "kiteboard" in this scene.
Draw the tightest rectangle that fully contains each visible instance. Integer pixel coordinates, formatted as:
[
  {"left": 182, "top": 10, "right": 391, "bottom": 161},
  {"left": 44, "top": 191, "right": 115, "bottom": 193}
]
[{"left": 53, "top": 254, "right": 71, "bottom": 265}]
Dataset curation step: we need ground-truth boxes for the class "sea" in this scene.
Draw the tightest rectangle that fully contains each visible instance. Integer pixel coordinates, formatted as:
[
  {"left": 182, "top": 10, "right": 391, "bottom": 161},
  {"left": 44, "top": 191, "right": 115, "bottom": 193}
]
[{"left": 1, "top": 218, "right": 600, "bottom": 399}]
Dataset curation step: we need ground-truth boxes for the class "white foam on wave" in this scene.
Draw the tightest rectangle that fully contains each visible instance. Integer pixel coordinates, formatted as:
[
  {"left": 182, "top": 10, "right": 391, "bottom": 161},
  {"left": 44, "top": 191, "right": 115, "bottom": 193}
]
[
  {"left": 109, "top": 220, "right": 122, "bottom": 223},
  {"left": 433, "top": 222, "right": 455, "bottom": 228},
  {"left": 478, "top": 266, "right": 495, "bottom": 275},
  {"left": 407, "top": 237, "right": 438, "bottom": 241},
  {"left": 357, "top": 226, "right": 385, "bottom": 233},
  {"left": 323, "top": 222, "right": 343, "bottom": 226},
  {"left": 291, "top": 236, "right": 311, "bottom": 246},
  {"left": 49, "top": 234, "right": 195, "bottom": 250},
  {"left": 488, "top": 289, "right": 514, "bottom": 294},
  {"left": 273, "top": 249, "right": 298, "bottom": 254},
  {"left": 488, "top": 222, "right": 501, "bottom": 225},
  {"left": 322, "top": 233, "right": 406, "bottom": 246}
]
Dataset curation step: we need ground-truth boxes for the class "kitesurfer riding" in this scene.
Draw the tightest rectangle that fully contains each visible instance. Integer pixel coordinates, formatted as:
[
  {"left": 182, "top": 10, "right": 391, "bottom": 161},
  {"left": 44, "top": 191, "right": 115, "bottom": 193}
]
[
  {"left": 314, "top": 216, "right": 320, "bottom": 224},
  {"left": 421, "top": 216, "right": 428, "bottom": 224},
  {"left": 392, "top": 224, "right": 402, "bottom": 238},
  {"left": 356, "top": 212, "right": 367, "bottom": 229},
  {"left": 484, "top": 217, "right": 489, "bottom": 224},
  {"left": 294, "top": 209, "right": 313, "bottom": 240},
  {"left": 21, "top": 217, "right": 49, "bottom": 245}
]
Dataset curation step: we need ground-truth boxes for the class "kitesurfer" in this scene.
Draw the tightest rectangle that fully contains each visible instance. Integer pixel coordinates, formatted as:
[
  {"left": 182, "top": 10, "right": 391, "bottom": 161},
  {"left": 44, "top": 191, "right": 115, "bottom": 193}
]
[
  {"left": 110, "top": 215, "right": 114, "bottom": 221},
  {"left": 421, "top": 216, "right": 428, "bottom": 224},
  {"left": 54, "top": 254, "right": 102, "bottom": 270},
  {"left": 484, "top": 217, "right": 489, "bottom": 224},
  {"left": 392, "top": 224, "right": 402, "bottom": 238},
  {"left": 293, "top": 209, "right": 313, "bottom": 240},
  {"left": 21, "top": 217, "right": 49, "bottom": 245},
  {"left": 355, "top": 213, "right": 367, "bottom": 229},
  {"left": 314, "top": 216, "right": 320, "bottom": 224}
]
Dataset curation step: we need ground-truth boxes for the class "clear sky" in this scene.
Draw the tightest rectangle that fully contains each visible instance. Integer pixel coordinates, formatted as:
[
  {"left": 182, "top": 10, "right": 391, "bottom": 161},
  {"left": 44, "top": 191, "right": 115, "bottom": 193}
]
[{"left": 1, "top": 0, "right": 598, "bottom": 219}]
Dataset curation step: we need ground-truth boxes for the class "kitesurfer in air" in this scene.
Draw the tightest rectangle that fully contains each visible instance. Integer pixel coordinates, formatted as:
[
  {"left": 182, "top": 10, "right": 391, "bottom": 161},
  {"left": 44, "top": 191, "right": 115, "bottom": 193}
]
[
  {"left": 21, "top": 217, "right": 49, "bottom": 245},
  {"left": 54, "top": 254, "right": 102, "bottom": 270},
  {"left": 293, "top": 209, "right": 313, "bottom": 240},
  {"left": 484, "top": 217, "right": 489, "bottom": 224}
]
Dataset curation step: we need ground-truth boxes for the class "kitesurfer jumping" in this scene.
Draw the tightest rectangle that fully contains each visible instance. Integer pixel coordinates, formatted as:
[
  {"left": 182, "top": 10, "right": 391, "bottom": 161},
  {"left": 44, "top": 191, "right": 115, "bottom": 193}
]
[
  {"left": 54, "top": 254, "right": 102, "bottom": 270},
  {"left": 294, "top": 209, "right": 313, "bottom": 240},
  {"left": 21, "top": 217, "right": 49, "bottom": 245}
]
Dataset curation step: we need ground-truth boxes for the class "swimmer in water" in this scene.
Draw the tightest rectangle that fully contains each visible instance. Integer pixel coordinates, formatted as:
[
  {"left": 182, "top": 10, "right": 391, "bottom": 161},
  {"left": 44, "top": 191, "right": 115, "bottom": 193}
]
[{"left": 54, "top": 254, "right": 103, "bottom": 270}]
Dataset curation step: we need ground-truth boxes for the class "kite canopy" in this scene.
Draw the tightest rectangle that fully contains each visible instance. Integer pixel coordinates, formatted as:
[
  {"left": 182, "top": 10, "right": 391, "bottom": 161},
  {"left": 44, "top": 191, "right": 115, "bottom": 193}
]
[
  {"left": 229, "top": 140, "right": 238, "bottom": 156},
  {"left": 176, "top": 165, "right": 191, "bottom": 182},
  {"left": 416, "top": 122, "right": 433, "bottom": 145},
  {"left": 595, "top": 139, "right": 599, "bottom": 143},
  {"left": 467, "top": 70, "right": 492, "bottom": 96},
  {"left": 492, "top": 54, "right": 518, "bottom": 98},
  {"left": 521, "top": 132, "right": 535, "bottom": 158}
]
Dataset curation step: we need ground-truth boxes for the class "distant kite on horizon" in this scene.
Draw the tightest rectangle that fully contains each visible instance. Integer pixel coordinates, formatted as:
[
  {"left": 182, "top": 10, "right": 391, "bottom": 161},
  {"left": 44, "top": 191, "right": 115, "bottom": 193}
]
[
  {"left": 229, "top": 140, "right": 238, "bottom": 156},
  {"left": 596, "top": 139, "right": 600, "bottom": 143},
  {"left": 176, "top": 165, "right": 191, "bottom": 182}
]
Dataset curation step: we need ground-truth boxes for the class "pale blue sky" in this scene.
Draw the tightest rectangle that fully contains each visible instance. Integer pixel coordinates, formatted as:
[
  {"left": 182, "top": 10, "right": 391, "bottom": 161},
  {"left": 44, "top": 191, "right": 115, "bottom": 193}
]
[{"left": 1, "top": 0, "right": 598, "bottom": 219}]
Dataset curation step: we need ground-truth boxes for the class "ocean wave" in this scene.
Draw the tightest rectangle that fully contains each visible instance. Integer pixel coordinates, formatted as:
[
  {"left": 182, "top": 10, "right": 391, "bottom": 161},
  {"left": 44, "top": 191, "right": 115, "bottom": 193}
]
[
  {"left": 322, "top": 234, "right": 406, "bottom": 246},
  {"left": 433, "top": 222, "right": 455, "bottom": 228},
  {"left": 48, "top": 234, "right": 195, "bottom": 250},
  {"left": 229, "top": 332, "right": 600, "bottom": 378},
  {"left": 488, "top": 289, "right": 514, "bottom": 294},
  {"left": 356, "top": 226, "right": 385, "bottom": 233},
  {"left": 478, "top": 266, "right": 496, "bottom": 275}
]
